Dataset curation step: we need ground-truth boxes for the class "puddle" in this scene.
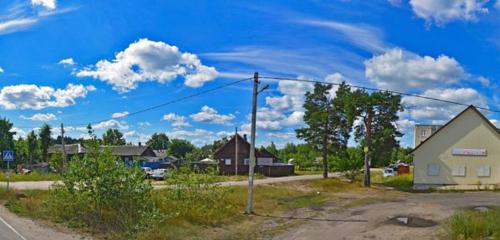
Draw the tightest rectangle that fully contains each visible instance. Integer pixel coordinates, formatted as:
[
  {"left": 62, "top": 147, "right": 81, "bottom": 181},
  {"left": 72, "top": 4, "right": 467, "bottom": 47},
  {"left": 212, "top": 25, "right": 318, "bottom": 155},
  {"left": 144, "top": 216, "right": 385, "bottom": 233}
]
[{"left": 386, "top": 216, "right": 437, "bottom": 228}]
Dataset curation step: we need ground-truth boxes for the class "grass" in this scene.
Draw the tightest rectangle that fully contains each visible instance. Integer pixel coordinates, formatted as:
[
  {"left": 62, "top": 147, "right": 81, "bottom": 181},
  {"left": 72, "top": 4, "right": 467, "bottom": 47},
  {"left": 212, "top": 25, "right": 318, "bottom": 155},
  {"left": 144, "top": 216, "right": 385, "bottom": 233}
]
[
  {"left": 0, "top": 171, "right": 61, "bottom": 182},
  {"left": 447, "top": 207, "right": 500, "bottom": 239},
  {"left": 371, "top": 171, "right": 414, "bottom": 192},
  {"left": 0, "top": 178, "right": 353, "bottom": 240}
]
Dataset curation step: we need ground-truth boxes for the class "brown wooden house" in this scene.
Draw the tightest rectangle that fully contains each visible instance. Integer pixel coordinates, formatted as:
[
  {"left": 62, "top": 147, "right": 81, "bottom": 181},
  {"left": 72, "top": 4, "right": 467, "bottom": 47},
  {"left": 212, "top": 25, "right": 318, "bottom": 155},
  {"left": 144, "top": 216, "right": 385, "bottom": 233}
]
[{"left": 214, "top": 134, "right": 294, "bottom": 177}]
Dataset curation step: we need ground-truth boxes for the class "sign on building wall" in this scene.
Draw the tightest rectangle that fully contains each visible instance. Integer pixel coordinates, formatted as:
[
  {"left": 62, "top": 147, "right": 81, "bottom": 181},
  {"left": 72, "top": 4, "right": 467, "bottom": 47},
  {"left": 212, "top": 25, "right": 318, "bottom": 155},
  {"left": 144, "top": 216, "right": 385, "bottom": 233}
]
[{"left": 452, "top": 148, "right": 487, "bottom": 156}]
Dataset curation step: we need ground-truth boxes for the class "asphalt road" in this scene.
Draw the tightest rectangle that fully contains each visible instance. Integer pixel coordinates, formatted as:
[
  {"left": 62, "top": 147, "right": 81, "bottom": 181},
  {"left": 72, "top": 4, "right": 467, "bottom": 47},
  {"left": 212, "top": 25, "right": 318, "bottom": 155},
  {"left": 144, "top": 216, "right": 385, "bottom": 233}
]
[
  {"left": 0, "top": 173, "right": 338, "bottom": 190},
  {"left": 0, "top": 216, "right": 25, "bottom": 240}
]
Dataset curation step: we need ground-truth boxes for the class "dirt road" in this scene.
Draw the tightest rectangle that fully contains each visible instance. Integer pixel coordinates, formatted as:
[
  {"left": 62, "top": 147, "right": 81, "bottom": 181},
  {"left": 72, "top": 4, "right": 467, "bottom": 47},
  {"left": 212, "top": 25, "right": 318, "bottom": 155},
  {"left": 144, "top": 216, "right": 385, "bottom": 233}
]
[
  {"left": 274, "top": 191, "right": 500, "bottom": 240},
  {"left": 0, "top": 205, "right": 89, "bottom": 240}
]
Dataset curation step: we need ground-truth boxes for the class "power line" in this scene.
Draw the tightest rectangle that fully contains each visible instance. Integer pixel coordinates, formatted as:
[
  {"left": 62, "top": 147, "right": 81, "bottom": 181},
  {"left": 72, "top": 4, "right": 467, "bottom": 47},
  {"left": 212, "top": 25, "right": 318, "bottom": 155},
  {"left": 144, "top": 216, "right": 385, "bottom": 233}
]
[
  {"left": 259, "top": 76, "right": 500, "bottom": 114},
  {"left": 13, "top": 77, "right": 253, "bottom": 129}
]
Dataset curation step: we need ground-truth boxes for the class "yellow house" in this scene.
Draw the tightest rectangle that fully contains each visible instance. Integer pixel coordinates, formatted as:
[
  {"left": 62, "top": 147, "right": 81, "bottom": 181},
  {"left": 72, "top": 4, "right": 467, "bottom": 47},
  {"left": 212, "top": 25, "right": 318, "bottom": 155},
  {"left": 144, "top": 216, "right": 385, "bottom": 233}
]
[{"left": 413, "top": 105, "right": 500, "bottom": 189}]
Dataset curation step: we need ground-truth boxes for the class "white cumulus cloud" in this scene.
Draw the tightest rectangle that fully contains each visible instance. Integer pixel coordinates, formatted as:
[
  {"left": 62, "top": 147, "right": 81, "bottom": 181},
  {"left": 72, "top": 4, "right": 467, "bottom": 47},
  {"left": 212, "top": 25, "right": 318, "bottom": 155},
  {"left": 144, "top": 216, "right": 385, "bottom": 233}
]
[
  {"left": 20, "top": 113, "right": 57, "bottom": 121},
  {"left": 190, "top": 106, "right": 235, "bottom": 125},
  {"left": 409, "top": 0, "right": 489, "bottom": 25},
  {"left": 402, "top": 88, "right": 488, "bottom": 122},
  {"left": 0, "top": 67, "right": 4, "bottom": 73},
  {"left": 365, "top": 48, "right": 465, "bottom": 91},
  {"left": 58, "top": 58, "right": 75, "bottom": 66},
  {"left": 162, "top": 113, "right": 190, "bottom": 127},
  {"left": 0, "top": 84, "right": 95, "bottom": 110},
  {"left": 76, "top": 38, "right": 218, "bottom": 93}
]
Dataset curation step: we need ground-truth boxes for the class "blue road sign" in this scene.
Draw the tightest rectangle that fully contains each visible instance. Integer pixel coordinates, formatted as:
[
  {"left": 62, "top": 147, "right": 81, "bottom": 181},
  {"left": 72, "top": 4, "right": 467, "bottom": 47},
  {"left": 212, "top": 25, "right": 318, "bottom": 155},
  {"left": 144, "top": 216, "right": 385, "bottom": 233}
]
[{"left": 3, "top": 150, "right": 14, "bottom": 162}]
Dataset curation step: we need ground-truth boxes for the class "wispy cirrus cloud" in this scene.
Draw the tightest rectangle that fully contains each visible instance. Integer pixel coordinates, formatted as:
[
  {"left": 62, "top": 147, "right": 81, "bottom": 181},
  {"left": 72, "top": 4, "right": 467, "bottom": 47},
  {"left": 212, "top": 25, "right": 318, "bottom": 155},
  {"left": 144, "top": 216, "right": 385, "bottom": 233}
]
[
  {"left": 296, "top": 19, "right": 388, "bottom": 53},
  {"left": 0, "top": 1, "right": 76, "bottom": 35}
]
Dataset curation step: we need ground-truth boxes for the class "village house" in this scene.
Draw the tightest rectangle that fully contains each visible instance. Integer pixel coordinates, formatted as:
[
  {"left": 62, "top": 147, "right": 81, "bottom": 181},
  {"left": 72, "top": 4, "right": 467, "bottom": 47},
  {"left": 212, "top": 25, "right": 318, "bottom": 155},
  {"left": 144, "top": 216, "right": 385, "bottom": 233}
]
[
  {"left": 413, "top": 105, "right": 500, "bottom": 189},
  {"left": 214, "top": 134, "right": 294, "bottom": 177},
  {"left": 48, "top": 143, "right": 156, "bottom": 163}
]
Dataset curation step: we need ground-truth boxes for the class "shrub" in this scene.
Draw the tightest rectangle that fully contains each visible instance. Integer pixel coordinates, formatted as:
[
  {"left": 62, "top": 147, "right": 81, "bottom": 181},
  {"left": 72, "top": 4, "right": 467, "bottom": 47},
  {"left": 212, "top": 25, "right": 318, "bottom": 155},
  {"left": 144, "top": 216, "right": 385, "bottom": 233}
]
[
  {"left": 160, "top": 167, "right": 236, "bottom": 226},
  {"left": 46, "top": 141, "right": 159, "bottom": 236}
]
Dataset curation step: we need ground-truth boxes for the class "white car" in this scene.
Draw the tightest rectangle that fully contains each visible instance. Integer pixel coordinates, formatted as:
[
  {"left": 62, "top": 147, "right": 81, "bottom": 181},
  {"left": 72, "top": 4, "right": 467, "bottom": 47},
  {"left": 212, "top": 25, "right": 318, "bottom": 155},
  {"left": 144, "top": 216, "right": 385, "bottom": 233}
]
[
  {"left": 383, "top": 168, "right": 395, "bottom": 178},
  {"left": 141, "top": 167, "right": 153, "bottom": 178},
  {"left": 151, "top": 169, "right": 167, "bottom": 180}
]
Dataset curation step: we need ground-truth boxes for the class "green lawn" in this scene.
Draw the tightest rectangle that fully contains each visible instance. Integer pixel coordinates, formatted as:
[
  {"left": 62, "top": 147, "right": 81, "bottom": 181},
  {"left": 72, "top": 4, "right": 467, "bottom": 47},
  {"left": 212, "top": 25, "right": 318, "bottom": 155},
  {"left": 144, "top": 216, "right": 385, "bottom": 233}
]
[{"left": 0, "top": 171, "right": 61, "bottom": 182}]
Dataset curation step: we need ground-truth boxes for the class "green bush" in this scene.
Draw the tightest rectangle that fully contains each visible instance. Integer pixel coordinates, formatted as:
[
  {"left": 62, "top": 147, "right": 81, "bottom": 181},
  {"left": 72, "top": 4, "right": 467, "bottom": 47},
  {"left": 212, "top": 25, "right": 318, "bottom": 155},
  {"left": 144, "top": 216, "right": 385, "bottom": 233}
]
[
  {"left": 46, "top": 141, "right": 159, "bottom": 236},
  {"left": 160, "top": 167, "right": 236, "bottom": 226},
  {"left": 448, "top": 208, "right": 500, "bottom": 239}
]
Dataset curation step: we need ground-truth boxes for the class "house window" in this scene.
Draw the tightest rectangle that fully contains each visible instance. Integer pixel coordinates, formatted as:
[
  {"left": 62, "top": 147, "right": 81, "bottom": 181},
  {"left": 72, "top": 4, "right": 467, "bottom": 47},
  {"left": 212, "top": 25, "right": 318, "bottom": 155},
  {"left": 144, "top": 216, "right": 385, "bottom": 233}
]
[
  {"left": 427, "top": 163, "right": 439, "bottom": 176},
  {"left": 476, "top": 165, "right": 491, "bottom": 177},
  {"left": 420, "top": 129, "right": 426, "bottom": 137},
  {"left": 244, "top": 158, "right": 249, "bottom": 165},
  {"left": 224, "top": 159, "right": 231, "bottom": 165},
  {"left": 451, "top": 165, "right": 466, "bottom": 177}
]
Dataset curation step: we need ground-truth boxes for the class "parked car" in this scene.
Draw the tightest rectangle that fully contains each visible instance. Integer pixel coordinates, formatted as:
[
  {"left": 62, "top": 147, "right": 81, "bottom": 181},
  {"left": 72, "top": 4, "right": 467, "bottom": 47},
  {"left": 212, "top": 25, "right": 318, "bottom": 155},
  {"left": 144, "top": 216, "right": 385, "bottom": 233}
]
[
  {"left": 151, "top": 168, "right": 167, "bottom": 180},
  {"left": 383, "top": 168, "right": 395, "bottom": 178},
  {"left": 141, "top": 167, "right": 153, "bottom": 178}
]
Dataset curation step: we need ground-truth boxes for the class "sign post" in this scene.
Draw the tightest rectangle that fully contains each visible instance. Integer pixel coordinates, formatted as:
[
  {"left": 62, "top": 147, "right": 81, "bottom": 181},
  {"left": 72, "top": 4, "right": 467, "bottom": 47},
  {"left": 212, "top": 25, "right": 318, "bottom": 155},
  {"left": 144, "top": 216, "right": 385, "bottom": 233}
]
[{"left": 3, "top": 150, "right": 14, "bottom": 192}]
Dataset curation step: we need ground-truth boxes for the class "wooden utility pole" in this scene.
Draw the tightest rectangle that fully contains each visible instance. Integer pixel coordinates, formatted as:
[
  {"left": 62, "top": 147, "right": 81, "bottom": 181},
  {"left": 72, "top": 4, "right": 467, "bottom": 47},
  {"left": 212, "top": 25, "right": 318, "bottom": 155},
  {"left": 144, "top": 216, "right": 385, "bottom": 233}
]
[
  {"left": 363, "top": 112, "right": 373, "bottom": 187},
  {"left": 246, "top": 72, "right": 268, "bottom": 214},
  {"left": 235, "top": 127, "right": 239, "bottom": 175},
  {"left": 61, "top": 123, "right": 67, "bottom": 170}
]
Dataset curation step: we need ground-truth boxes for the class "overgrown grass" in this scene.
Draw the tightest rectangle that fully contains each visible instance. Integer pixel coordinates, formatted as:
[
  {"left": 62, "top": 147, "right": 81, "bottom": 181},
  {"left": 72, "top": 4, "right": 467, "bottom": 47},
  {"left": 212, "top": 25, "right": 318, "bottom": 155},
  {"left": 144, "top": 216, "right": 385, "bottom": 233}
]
[
  {"left": 0, "top": 171, "right": 61, "bottom": 182},
  {"left": 371, "top": 171, "right": 413, "bottom": 191},
  {"left": 448, "top": 207, "right": 500, "bottom": 239},
  {"left": 1, "top": 177, "right": 340, "bottom": 240}
]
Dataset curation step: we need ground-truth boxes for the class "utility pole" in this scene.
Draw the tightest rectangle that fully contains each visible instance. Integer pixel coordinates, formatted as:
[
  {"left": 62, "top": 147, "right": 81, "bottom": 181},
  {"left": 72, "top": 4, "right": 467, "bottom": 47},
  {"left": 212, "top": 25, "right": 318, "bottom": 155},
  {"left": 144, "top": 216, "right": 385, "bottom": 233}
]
[
  {"left": 61, "top": 123, "right": 67, "bottom": 171},
  {"left": 235, "top": 127, "right": 238, "bottom": 175},
  {"left": 246, "top": 72, "right": 269, "bottom": 214},
  {"left": 363, "top": 112, "right": 373, "bottom": 187}
]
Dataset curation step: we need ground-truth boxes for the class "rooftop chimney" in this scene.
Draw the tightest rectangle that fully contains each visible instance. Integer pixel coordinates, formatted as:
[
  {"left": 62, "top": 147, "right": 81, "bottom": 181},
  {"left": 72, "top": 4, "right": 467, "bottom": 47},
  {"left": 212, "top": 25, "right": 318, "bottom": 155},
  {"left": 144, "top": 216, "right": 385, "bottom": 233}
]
[
  {"left": 138, "top": 142, "right": 142, "bottom": 146},
  {"left": 243, "top": 134, "right": 247, "bottom": 141}
]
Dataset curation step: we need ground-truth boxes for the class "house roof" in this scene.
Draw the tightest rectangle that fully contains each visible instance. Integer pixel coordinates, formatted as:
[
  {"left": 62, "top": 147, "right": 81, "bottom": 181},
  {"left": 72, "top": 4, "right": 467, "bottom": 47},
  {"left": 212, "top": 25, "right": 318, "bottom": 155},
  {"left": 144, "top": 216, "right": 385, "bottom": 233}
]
[
  {"left": 213, "top": 133, "right": 280, "bottom": 159},
  {"left": 48, "top": 144, "right": 156, "bottom": 157},
  {"left": 411, "top": 105, "right": 500, "bottom": 153},
  {"left": 48, "top": 144, "right": 84, "bottom": 155}
]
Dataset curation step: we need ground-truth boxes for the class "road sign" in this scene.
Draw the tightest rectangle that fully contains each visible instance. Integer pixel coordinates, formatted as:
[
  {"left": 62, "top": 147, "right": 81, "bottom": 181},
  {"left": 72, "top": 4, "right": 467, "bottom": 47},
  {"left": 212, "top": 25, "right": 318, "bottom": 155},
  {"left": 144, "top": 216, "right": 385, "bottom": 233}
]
[{"left": 2, "top": 150, "right": 13, "bottom": 162}]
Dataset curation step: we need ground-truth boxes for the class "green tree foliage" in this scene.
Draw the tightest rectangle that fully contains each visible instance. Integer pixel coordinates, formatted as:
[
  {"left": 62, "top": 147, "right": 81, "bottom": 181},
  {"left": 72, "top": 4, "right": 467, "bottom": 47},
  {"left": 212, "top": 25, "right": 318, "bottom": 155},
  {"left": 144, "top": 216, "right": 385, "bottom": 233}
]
[
  {"left": 168, "top": 139, "right": 195, "bottom": 160},
  {"left": 47, "top": 140, "right": 158, "bottom": 236},
  {"left": 296, "top": 82, "right": 355, "bottom": 178},
  {"left": 391, "top": 147, "right": 413, "bottom": 164},
  {"left": 332, "top": 147, "right": 364, "bottom": 180},
  {"left": 353, "top": 90, "right": 403, "bottom": 167},
  {"left": 14, "top": 137, "right": 29, "bottom": 165},
  {"left": 146, "top": 133, "right": 169, "bottom": 150},
  {"left": 27, "top": 131, "right": 38, "bottom": 166},
  {"left": 39, "top": 124, "right": 52, "bottom": 163},
  {"left": 102, "top": 128, "right": 126, "bottom": 145},
  {"left": 0, "top": 117, "right": 15, "bottom": 151},
  {"left": 265, "top": 142, "right": 279, "bottom": 157}
]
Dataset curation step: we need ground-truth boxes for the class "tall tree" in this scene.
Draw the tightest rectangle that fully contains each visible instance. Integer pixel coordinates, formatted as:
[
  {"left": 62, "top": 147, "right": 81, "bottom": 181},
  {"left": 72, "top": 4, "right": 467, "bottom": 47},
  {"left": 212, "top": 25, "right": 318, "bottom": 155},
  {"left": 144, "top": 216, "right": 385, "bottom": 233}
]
[
  {"left": 27, "top": 130, "right": 38, "bottom": 167},
  {"left": 296, "top": 83, "right": 337, "bottom": 179},
  {"left": 146, "top": 133, "right": 169, "bottom": 150},
  {"left": 39, "top": 124, "right": 52, "bottom": 162},
  {"left": 102, "top": 128, "right": 126, "bottom": 146},
  {"left": 168, "top": 139, "right": 195, "bottom": 160},
  {"left": 353, "top": 90, "right": 403, "bottom": 187},
  {"left": 265, "top": 142, "right": 279, "bottom": 157},
  {"left": 0, "top": 118, "right": 15, "bottom": 151}
]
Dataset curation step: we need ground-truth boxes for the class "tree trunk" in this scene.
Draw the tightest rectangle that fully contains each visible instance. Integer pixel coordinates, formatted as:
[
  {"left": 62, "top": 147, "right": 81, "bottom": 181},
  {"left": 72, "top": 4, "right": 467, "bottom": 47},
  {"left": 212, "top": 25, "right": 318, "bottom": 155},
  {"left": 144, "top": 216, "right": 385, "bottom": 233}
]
[
  {"left": 363, "top": 113, "right": 373, "bottom": 187},
  {"left": 322, "top": 132, "right": 328, "bottom": 179}
]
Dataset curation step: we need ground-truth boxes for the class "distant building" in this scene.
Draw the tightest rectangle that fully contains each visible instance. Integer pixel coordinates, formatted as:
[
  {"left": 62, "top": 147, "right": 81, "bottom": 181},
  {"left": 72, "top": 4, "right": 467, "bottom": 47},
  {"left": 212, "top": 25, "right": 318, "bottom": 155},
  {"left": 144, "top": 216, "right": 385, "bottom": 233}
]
[
  {"left": 414, "top": 124, "right": 442, "bottom": 147},
  {"left": 214, "top": 134, "right": 294, "bottom": 177}
]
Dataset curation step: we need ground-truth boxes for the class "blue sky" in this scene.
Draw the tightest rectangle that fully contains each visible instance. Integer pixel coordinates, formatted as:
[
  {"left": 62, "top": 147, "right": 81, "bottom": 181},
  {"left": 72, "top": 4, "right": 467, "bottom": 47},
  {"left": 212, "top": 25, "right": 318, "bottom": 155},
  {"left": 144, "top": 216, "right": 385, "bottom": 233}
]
[{"left": 0, "top": 0, "right": 499, "bottom": 148}]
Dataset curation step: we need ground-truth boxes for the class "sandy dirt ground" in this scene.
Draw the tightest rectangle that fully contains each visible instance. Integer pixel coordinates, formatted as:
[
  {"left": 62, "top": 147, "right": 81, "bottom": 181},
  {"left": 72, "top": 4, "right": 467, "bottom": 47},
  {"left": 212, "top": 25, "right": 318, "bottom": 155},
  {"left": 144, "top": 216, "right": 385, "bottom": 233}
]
[
  {"left": 273, "top": 191, "right": 500, "bottom": 240},
  {"left": 0, "top": 205, "right": 90, "bottom": 240}
]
